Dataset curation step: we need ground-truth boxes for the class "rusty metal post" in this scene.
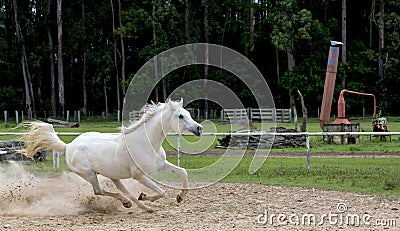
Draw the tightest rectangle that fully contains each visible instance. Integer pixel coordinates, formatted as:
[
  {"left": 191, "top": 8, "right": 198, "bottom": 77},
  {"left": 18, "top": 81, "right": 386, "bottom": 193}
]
[{"left": 319, "top": 41, "right": 343, "bottom": 129}]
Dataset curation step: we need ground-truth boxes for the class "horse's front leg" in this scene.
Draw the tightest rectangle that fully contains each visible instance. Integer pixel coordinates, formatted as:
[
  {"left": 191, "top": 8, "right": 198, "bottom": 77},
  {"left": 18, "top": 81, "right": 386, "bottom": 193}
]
[
  {"left": 158, "top": 160, "right": 189, "bottom": 203},
  {"left": 136, "top": 175, "right": 166, "bottom": 202}
]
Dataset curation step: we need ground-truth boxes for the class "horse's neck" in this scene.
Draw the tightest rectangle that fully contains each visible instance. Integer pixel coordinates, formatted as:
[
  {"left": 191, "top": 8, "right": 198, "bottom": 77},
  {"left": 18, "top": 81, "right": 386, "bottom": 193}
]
[{"left": 126, "top": 111, "right": 171, "bottom": 151}]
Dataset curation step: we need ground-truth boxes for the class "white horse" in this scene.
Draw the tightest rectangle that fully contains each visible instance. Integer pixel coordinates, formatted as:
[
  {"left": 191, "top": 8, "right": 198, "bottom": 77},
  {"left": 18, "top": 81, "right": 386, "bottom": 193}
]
[{"left": 20, "top": 99, "right": 203, "bottom": 212}]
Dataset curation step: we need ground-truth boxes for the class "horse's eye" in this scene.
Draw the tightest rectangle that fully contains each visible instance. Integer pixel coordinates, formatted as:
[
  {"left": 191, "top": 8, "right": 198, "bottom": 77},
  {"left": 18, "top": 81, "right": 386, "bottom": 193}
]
[{"left": 179, "top": 114, "right": 184, "bottom": 119}]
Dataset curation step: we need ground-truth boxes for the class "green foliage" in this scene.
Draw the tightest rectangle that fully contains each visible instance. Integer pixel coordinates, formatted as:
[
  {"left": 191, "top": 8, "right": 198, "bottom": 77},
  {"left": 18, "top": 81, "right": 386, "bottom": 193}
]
[
  {"left": 168, "top": 156, "right": 400, "bottom": 195},
  {"left": 269, "top": 0, "right": 313, "bottom": 51},
  {"left": 0, "top": 0, "right": 400, "bottom": 117}
]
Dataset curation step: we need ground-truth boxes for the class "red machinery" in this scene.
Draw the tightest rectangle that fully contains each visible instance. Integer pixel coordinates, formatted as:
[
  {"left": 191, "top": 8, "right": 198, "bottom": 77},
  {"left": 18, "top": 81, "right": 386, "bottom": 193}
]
[
  {"left": 333, "top": 89, "right": 377, "bottom": 125},
  {"left": 319, "top": 41, "right": 382, "bottom": 131}
]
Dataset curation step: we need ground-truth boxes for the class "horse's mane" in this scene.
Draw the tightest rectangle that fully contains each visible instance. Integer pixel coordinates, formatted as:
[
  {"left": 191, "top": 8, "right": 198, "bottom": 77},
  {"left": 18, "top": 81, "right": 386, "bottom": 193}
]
[{"left": 120, "top": 102, "right": 164, "bottom": 134}]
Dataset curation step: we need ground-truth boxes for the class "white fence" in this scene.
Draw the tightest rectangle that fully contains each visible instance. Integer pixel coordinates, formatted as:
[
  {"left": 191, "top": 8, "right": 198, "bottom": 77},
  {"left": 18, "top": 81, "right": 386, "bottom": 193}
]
[
  {"left": 1, "top": 131, "right": 399, "bottom": 170},
  {"left": 221, "top": 108, "right": 292, "bottom": 123}
]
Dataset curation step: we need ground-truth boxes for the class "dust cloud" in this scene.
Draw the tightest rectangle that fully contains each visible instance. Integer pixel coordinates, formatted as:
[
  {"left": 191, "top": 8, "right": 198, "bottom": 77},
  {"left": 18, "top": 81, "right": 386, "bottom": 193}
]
[{"left": 0, "top": 161, "right": 142, "bottom": 216}]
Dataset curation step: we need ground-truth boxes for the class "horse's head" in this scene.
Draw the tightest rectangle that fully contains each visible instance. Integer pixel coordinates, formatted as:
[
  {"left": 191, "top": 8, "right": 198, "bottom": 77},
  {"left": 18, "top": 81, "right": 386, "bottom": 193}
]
[{"left": 165, "top": 98, "right": 203, "bottom": 136}]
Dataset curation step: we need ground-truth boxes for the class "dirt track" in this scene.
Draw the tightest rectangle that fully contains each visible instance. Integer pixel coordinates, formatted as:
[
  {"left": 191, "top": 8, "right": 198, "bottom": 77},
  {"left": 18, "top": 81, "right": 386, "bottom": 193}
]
[{"left": 0, "top": 161, "right": 399, "bottom": 230}]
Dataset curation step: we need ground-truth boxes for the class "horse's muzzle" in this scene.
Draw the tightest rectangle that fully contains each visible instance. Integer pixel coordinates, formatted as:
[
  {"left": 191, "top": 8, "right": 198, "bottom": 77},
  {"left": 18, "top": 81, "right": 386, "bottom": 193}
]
[{"left": 192, "top": 125, "right": 203, "bottom": 136}]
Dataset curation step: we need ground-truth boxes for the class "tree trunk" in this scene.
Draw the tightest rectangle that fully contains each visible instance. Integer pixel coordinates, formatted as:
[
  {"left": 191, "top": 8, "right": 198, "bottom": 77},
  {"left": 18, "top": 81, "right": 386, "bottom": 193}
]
[
  {"left": 104, "top": 77, "right": 108, "bottom": 115},
  {"left": 12, "top": 0, "right": 34, "bottom": 119},
  {"left": 341, "top": 0, "right": 347, "bottom": 89},
  {"left": 275, "top": 47, "right": 281, "bottom": 105},
  {"left": 185, "top": 0, "right": 191, "bottom": 42},
  {"left": 47, "top": 0, "right": 56, "bottom": 117},
  {"left": 249, "top": 0, "right": 255, "bottom": 60},
  {"left": 152, "top": 2, "right": 159, "bottom": 102},
  {"left": 57, "top": 0, "right": 64, "bottom": 118},
  {"left": 287, "top": 43, "right": 296, "bottom": 109},
  {"left": 298, "top": 90, "right": 307, "bottom": 132},
  {"left": 378, "top": 1, "right": 384, "bottom": 78},
  {"left": 117, "top": 0, "right": 126, "bottom": 96},
  {"left": 48, "top": 28, "right": 56, "bottom": 117},
  {"left": 203, "top": 0, "right": 209, "bottom": 119},
  {"left": 82, "top": 2, "right": 88, "bottom": 116},
  {"left": 369, "top": 0, "right": 376, "bottom": 48},
  {"left": 110, "top": 0, "right": 121, "bottom": 111}
]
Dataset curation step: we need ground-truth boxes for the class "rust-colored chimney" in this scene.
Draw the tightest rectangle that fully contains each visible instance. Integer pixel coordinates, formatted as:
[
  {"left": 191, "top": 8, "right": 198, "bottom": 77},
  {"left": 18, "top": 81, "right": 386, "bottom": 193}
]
[{"left": 319, "top": 41, "right": 343, "bottom": 129}]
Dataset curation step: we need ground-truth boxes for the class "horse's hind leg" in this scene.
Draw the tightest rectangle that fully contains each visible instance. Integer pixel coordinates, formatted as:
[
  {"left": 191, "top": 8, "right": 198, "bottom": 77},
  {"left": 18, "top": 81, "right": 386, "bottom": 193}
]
[
  {"left": 111, "top": 179, "right": 154, "bottom": 212},
  {"left": 76, "top": 171, "right": 133, "bottom": 209}
]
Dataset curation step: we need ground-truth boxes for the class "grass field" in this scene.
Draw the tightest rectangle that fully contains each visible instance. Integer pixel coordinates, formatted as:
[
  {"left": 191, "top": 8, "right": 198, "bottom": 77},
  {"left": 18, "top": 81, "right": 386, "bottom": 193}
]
[
  {"left": 1, "top": 117, "right": 400, "bottom": 196},
  {"left": 15, "top": 155, "right": 400, "bottom": 196}
]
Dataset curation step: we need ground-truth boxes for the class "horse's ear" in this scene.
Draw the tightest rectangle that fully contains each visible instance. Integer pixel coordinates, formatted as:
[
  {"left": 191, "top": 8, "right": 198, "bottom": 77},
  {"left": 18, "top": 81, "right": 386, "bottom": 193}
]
[
  {"left": 165, "top": 98, "right": 175, "bottom": 110},
  {"left": 179, "top": 98, "right": 183, "bottom": 107}
]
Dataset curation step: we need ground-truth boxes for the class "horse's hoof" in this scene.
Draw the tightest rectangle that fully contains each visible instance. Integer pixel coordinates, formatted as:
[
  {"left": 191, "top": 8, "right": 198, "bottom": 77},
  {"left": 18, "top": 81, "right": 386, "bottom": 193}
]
[
  {"left": 122, "top": 201, "right": 132, "bottom": 208},
  {"left": 176, "top": 194, "right": 183, "bottom": 203},
  {"left": 138, "top": 192, "right": 146, "bottom": 201},
  {"left": 145, "top": 207, "right": 155, "bottom": 213}
]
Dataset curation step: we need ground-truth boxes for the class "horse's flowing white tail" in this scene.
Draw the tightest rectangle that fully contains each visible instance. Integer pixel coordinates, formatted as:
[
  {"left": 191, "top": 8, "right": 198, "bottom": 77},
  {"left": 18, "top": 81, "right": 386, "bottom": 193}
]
[{"left": 19, "top": 122, "right": 67, "bottom": 159}]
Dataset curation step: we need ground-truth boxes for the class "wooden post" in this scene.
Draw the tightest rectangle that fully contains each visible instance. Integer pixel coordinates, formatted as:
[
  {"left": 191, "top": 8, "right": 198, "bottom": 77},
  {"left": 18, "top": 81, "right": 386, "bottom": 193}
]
[
  {"left": 66, "top": 110, "right": 70, "bottom": 122},
  {"left": 15, "top": 110, "right": 18, "bottom": 125},
  {"left": 4, "top": 111, "right": 7, "bottom": 126},
  {"left": 78, "top": 110, "right": 81, "bottom": 123},
  {"left": 117, "top": 110, "right": 120, "bottom": 122},
  {"left": 293, "top": 107, "right": 298, "bottom": 132},
  {"left": 21, "top": 111, "right": 24, "bottom": 122},
  {"left": 53, "top": 150, "right": 60, "bottom": 168},
  {"left": 298, "top": 90, "right": 308, "bottom": 132}
]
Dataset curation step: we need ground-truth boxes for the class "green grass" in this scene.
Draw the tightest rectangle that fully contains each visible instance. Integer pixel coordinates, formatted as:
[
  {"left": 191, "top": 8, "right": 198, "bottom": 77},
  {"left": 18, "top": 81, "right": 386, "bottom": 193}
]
[{"left": 167, "top": 155, "right": 400, "bottom": 195}]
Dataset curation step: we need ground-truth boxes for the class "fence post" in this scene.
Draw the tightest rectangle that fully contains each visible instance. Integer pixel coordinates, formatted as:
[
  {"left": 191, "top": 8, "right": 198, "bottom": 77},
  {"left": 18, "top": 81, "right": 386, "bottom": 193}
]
[
  {"left": 4, "top": 111, "right": 7, "bottom": 126},
  {"left": 306, "top": 134, "right": 311, "bottom": 170},
  {"left": 66, "top": 110, "right": 70, "bottom": 122},
  {"left": 78, "top": 110, "right": 81, "bottom": 123},
  {"left": 53, "top": 150, "right": 60, "bottom": 168},
  {"left": 273, "top": 108, "right": 277, "bottom": 123},
  {"left": 117, "top": 110, "right": 120, "bottom": 122},
  {"left": 15, "top": 110, "right": 18, "bottom": 125},
  {"left": 21, "top": 111, "right": 24, "bottom": 122},
  {"left": 177, "top": 134, "right": 181, "bottom": 167}
]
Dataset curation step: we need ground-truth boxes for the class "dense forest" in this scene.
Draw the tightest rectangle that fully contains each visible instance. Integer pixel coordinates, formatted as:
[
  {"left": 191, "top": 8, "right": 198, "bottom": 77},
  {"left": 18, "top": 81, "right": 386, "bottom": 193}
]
[{"left": 0, "top": 0, "right": 399, "bottom": 119}]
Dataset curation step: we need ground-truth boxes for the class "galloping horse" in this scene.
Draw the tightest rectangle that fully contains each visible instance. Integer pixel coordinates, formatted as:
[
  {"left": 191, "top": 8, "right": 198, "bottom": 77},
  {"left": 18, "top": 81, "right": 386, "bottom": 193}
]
[{"left": 20, "top": 99, "right": 203, "bottom": 212}]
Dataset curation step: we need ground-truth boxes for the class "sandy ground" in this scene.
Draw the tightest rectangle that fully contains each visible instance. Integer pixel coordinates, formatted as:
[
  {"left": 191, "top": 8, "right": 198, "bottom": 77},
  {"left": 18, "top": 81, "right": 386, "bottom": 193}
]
[{"left": 0, "top": 162, "right": 399, "bottom": 231}]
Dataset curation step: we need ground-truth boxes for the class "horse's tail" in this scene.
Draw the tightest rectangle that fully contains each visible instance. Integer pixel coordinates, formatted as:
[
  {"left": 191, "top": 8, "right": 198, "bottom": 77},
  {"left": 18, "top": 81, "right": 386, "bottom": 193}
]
[{"left": 17, "top": 121, "right": 67, "bottom": 159}]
